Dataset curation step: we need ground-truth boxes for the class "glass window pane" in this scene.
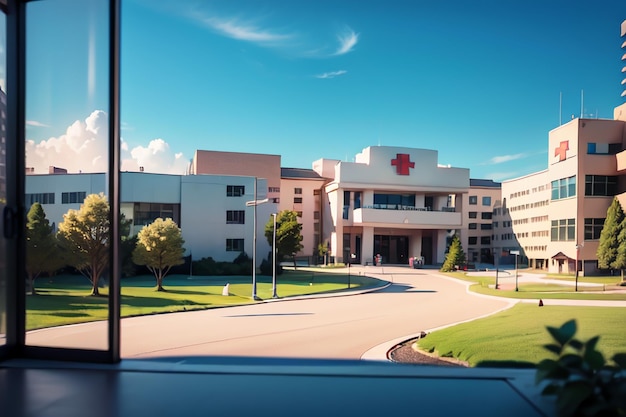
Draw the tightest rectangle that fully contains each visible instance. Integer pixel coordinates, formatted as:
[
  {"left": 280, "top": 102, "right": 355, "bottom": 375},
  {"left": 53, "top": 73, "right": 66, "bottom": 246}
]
[{"left": 24, "top": 0, "right": 110, "bottom": 351}]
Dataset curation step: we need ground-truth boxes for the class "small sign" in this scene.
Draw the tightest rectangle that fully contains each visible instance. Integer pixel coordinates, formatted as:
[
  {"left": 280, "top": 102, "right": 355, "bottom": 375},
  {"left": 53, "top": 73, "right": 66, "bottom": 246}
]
[{"left": 510, "top": 250, "right": 520, "bottom": 255}]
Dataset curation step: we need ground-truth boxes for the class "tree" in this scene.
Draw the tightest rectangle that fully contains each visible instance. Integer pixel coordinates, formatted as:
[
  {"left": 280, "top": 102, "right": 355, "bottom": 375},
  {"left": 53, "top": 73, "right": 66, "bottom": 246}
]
[
  {"left": 26, "top": 203, "right": 62, "bottom": 295},
  {"left": 440, "top": 234, "right": 466, "bottom": 272},
  {"left": 132, "top": 218, "right": 185, "bottom": 291},
  {"left": 598, "top": 197, "right": 626, "bottom": 280},
  {"left": 264, "top": 210, "right": 303, "bottom": 268},
  {"left": 57, "top": 193, "right": 111, "bottom": 296}
]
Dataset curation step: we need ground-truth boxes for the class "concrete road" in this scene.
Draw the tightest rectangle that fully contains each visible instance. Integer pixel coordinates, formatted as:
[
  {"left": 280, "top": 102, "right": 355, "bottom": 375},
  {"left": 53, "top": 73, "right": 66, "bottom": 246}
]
[{"left": 26, "top": 267, "right": 514, "bottom": 359}]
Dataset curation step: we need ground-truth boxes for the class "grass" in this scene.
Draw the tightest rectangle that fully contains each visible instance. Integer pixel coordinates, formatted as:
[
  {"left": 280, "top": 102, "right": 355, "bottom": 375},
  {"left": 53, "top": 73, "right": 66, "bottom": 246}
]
[
  {"left": 442, "top": 271, "right": 626, "bottom": 300},
  {"left": 416, "top": 303, "right": 626, "bottom": 368},
  {"left": 26, "top": 271, "right": 385, "bottom": 330}
]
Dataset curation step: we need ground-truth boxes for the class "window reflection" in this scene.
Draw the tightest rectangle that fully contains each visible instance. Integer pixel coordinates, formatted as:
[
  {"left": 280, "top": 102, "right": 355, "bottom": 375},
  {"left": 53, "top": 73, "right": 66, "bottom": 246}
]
[{"left": 24, "top": 0, "right": 109, "bottom": 350}]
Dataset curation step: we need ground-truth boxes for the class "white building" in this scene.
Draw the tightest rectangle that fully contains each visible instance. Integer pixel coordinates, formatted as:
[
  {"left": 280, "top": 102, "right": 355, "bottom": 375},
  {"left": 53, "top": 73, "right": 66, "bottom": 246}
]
[{"left": 312, "top": 146, "right": 469, "bottom": 265}]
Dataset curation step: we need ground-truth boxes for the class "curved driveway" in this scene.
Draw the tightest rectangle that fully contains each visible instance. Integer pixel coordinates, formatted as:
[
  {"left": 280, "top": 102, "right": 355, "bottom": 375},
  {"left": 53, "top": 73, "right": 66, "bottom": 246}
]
[{"left": 27, "top": 267, "right": 514, "bottom": 359}]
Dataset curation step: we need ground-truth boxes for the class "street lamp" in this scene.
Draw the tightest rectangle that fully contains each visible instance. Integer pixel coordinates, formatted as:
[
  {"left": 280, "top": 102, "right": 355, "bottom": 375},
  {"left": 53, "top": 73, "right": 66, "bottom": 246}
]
[
  {"left": 575, "top": 242, "right": 584, "bottom": 292},
  {"left": 511, "top": 249, "right": 520, "bottom": 291},
  {"left": 272, "top": 213, "right": 278, "bottom": 299},
  {"left": 245, "top": 178, "right": 269, "bottom": 301}
]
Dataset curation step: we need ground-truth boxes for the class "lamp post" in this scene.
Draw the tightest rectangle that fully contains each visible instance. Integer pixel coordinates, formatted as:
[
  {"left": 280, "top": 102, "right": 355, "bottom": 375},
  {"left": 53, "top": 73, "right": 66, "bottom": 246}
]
[
  {"left": 494, "top": 248, "right": 499, "bottom": 290},
  {"left": 272, "top": 213, "right": 278, "bottom": 299},
  {"left": 575, "top": 243, "right": 584, "bottom": 292},
  {"left": 245, "top": 178, "right": 268, "bottom": 301},
  {"left": 511, "top": 250, "right": 520, "bottom": 291}
]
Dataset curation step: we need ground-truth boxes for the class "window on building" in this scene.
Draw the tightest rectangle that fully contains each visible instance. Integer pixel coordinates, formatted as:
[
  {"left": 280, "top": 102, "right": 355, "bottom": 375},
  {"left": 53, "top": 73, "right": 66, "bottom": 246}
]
[
  {"left": 551, "top": 176, "right": 576, "bottom": 200},
  {"left": 469, "top": 196, "right": 477, "bottom": 205},
  {"left": 468, "top": 211, "right": 477, "bottom": 218},
  {"left": 373, "top": 193, "right": 415, "bottom": 208},
  {"left": 313, "top": 189, "right": 321, "bottom": 196},
  {"left": 468, "top": 237, "right": 478, "bottom": 245},
  {"left": 226, "top": 238, "right": 245, "bottom": 252},
  {"left": 482, "top": 196, "right": 491, "bottom": 206},
  {"left": 551, "top": 219, "right": 575, "bottom": 241},
  {"left": 226, "top": 210, "right": 245, "bottom": 224},
  {"left": 294, "top": 187, "right": 302, "bottom": 195},
  {"left": 314, "top": 211, "right": 320, "bottom": 220},
  {"left": 480, "top": 236, "right": 491, "bottom": 245},
  {"left": 134, "top": 203, "right": 181, "bottom": 226},
  {"left": 268, "top": 187, "right": 280, "bottom": 193},
  {"left": 26, "top": 192, "right": 55, "bottom": 205},
  {"left": 481, "top": 212, "right": 492, "bottom": 220},
  {"left": 584, "top": 218, "right": 604, "bottom": 240},
  {"left": 587, "top": 143, "right": 622, "bottom": 155},
  {"left": 468, "top": 223, "right": 477, "bottom": 229},
  {"left": 296, "top": 211, "right": 303, "bottom": 217},
  {"left": 227, "top": 185, "right": 245, "bottom": 197},
  {"left": 480, "top": 223, "right": 492, "bottom": 230},
  {"left": 493, "top": 221, "right": 499, "bottom": 228},
  {"left": 354, "top": 192, "right": 362, "bottom": 209},
  {"left": 61, "top": 191, "right": 86, "bottom": 204},
  {"left": 294, "top": 197, "right": 303, "bottom": 204},
  {"left": 343, "top": 191, "right": 351, "bottom": 219},
  {"left": 585, "top": 175, "right": 618, "bottom": 196}
]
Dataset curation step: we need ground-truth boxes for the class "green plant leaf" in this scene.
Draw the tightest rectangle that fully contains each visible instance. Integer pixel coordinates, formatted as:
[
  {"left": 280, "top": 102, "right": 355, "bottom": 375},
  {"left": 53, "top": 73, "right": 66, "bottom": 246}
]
[
  {"left": 568, "top": 339, "right": 583, "bottom": 351},
  {"left": 559, "top": 353, "right": 583, "bottom": 369},
  {"left": 583, "top": 349, "right": 605, "bottom": 371},
  {"left": 543, "top": 343, "right": 562, "bottom": 356},
  {"left": 611, "top": 353, "right": 626, "bottom": 368},
  {"left": 547, "top": 320, "right": 577, "bottom": 346},
  {"left": 536, "top": 359, "right": 569, "bottom": 383},
  {"left": 556, "top": 380, "right": 593, "bottom": 416},
  {"left": 584, "top": 335, "right": 600, "bottom": 352}
]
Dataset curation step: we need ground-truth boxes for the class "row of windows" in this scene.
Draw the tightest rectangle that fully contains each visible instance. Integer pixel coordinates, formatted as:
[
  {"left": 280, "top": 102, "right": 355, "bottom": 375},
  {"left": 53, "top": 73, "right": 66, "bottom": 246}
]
[
  {"left": 61, "top": 191, "right": 87, "bottom": 204},
  {"left": 587, "top": 142, "right": 622, "bottom": 155},
  {"left": 468, "top": 196, "right": 492, "bottom": 206},
  {"left": 513, "top": 218, "right": 528, "bottom": 225},
  {"left": 468, "top": 236, "right": 491, "bottom": 245},
  {"left": 468, "top": 211, "right": 492, "bottom": 220},
  {"left": 509, "top": 199, "right": 549, "bottom": 212},
  {"left": 468, "top": 223, "right": 492, "bottom": 230},
  {"left": 516, "top": 232, "right": 529, "bottom": 239},
  {"left": 585, "top": 175, "right": 617, "bottom": 197},
  {"left": 26, "top": 192, "right": 55, "bottom": 205},
  {"left": 531, "top": 215, "right": 549, "bottom": 223},
  {"left": 524, "top": 245, "right": 547, "bottom": 252},
  {"left": 226, "top": 210, "right": 245, "bottom": 224},
  {"left": 551, "top": 218, "right": 575, "bottom": 241},
  {"left": 532, "top": 230, "right": 549, "bottom": 238},
  {"left": 227, "top": 185, "right": 245, "bottom": 197},
  {"left": 551, "top": 176, "right": 576, "bottom": 201}
]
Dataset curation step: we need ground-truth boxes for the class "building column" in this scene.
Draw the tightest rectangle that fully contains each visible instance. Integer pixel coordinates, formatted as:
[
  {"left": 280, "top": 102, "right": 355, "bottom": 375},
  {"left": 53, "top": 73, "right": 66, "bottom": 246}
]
[
  {"left": 361, "top": 226, "right": 374, "bottom": 265},
  {"left": 331, "top": 231, "right": 341, "bottom": 265},
  {"left": 436, "top": 230, "right": 448, "bottom": 265}
]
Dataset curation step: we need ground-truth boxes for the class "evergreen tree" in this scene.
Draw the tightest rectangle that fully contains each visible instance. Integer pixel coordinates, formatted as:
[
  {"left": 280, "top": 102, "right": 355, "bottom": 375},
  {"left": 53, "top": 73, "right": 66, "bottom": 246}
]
[
  {"left": 264, "top": 210, "right": 303, "bottom": 268},
  {"left": 440, "top": 234, "right": 466, "bottom": 272},
  {"left": 26, "top": 203, "right": 62, "bottom": 295},
  {"left": 597, "top": 198, "right": 625, "bottom": 278}
]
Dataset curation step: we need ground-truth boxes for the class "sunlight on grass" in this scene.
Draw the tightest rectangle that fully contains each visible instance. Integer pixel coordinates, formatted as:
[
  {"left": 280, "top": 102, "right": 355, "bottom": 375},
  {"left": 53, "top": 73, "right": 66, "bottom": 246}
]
[
  {"left": 417, "top": 304, "right": 626, "bottom": 368},
  {"left": 26, "top": 272, "right": 386, "bottom": 330}
]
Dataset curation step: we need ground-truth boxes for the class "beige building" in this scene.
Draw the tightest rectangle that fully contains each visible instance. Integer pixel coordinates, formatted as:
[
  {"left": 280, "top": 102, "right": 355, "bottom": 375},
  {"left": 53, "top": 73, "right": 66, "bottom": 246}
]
[
  {"left": 494, "top": 115, "right": 626, "bottom": 275},
  {"left": 462, "top": 179, "right": 501, "bottom": 265}
]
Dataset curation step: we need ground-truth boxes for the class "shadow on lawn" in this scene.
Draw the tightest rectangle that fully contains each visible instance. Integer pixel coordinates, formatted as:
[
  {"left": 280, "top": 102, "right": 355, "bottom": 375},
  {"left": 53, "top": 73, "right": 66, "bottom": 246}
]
[
  {"left": 121, "top": 293, "right": 205, "bottom": 309},
  {"left": 475, "top": 360, "right": 536, "bottom": 368}
]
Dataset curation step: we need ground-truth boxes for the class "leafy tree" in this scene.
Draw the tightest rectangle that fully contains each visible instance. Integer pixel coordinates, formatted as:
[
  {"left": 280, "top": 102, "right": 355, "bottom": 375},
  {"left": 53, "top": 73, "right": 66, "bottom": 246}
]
[
  {"left": 26, "top": 202, "right": 62, "bottom": 295},
  {"left": 264, "top": 210, "right": 303, "bottom": 268},
  {"left": 440, "top": 234, "right": 466, "bottom": 272},
  {"left": 57, "top": 193, "right": 111, "bottom": 296},
  {"left": 132, "top": 218, "right": 185, "bottom": 291},
  {"left": 597, "top": 197, "right": 626, "bottom": 279},
  {"left": 317, "top": 241, "right": 329, "bottom": 266}
]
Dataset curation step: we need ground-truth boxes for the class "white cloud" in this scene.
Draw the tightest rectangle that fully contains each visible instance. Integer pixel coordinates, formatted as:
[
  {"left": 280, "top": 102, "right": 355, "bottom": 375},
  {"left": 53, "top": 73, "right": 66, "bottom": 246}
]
[
  {"left": 26, "top": 120, "right": 50, "bottom": 128},
  {"left": 199, "top": 15, "right": 292, "bottom": 45},
  {"left": 315, "top": 70, "right": 347, "bottom": 79},
  {"left": 26, "top": 110, "right": 189, "bottom": 175},
  {"left": 122, "top": 138, "right": 189, "bottom": 174},
  {"left": 486, "top": 171, "right": 522, "bottom": 181},
  {"left": 486, "top": 153, "right": 527, "bottom": 164},
  {"left": 334, "top": 28, "right": 359, "bottom": 55}
]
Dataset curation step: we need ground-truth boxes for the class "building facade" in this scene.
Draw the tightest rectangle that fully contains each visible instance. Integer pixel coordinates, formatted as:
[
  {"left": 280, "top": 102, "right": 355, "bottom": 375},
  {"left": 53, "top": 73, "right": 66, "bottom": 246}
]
[
  {"left": 462, "top": 179, "right": 501, "bottom": 265},
  {"left": 312, "top": 146, "right": 469, "bottom": 265}
]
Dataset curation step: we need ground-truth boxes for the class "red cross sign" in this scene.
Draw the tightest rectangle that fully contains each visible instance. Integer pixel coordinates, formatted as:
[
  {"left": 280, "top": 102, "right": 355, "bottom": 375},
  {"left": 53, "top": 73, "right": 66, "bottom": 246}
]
[
  {"left": 554, "top": 140, "right": 569, "bottom": 162},
  {"left": 391, "top": 153, "right": 415, "bottom": 175}
]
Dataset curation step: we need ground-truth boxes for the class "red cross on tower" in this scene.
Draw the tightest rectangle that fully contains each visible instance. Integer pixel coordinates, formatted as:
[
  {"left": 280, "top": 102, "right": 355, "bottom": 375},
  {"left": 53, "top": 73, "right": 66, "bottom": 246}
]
[
  {"left": 554, "top": 140, "right": 569, "bottom": 162},
  {"left": 391, "top": 153, "right": 415, "bottom": 175}
]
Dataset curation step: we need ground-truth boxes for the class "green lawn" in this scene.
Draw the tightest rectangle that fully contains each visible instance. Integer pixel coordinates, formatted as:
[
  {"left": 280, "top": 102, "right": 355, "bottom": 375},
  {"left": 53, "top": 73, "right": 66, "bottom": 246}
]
[
  {"left": 444, "top": 271, "right": 626, "bottom": 300},
  {"left": 416, "top": 303, "right": 626, "bottom": 368},
  {"left": 26, "top": 271, "right": 385, "bottom": 330}
]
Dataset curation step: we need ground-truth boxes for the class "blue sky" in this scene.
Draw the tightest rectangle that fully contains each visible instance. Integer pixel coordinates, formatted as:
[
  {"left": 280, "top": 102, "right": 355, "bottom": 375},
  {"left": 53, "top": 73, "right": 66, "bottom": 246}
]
[{"left": 21, "top": 0, "right": 626, "bottom": 181}]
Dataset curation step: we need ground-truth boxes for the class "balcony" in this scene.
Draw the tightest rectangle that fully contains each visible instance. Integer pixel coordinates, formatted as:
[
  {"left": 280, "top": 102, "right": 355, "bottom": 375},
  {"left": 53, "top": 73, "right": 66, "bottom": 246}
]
[{"left": 353, "top": 206, "right": 462, "bottom": 229}]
